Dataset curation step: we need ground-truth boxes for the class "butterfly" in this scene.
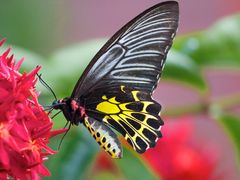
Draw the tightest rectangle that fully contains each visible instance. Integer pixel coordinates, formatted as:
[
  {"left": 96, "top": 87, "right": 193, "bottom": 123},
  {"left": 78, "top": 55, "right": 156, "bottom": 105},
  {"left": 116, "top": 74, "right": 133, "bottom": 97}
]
[{"left": 53, "top": 1, "right": 179, "bottom": 158}]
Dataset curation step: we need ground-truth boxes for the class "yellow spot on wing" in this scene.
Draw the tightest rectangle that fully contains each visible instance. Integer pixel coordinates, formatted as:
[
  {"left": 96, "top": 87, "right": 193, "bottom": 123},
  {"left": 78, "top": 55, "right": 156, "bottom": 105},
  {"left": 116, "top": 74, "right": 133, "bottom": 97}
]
[
  {"left": 102, "top": 95, "right": 107, "bottom": 100},
  {"left": 142, "top": 102, "right": 153, "bottom": 112},
  {"left": 132, "top": 91, "right": 140, "bottom": 101},
  {"left": 109, "top": 97, "right": 120, "bottom": 104},
  {"left": 120, "top": 85, "right": 125, "bottom": 92},
  {"left": 97, "top": 101, "right": 121, "bottom": 114}
]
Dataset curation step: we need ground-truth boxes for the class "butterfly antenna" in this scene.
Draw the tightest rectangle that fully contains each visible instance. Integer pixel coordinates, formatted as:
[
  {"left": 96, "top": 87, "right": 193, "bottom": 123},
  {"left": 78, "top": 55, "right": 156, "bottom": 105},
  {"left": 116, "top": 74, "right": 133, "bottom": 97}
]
[
  {"left": 58, "top": 122, "right": 71, "bottom": 150},
  {"left": 51, "top": 110, "right": 62, "bottom": 119},
  {"left": 37, "top": 73, "right": 57, "bottom": 101},
  {"left": 43, "top": 105, "right": 54, "bottom": 111}
]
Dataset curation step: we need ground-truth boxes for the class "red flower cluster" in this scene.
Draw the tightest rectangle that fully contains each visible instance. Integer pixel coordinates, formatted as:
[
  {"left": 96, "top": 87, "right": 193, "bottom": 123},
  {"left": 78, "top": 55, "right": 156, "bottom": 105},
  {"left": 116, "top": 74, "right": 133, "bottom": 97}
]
[
  {"left": 0, "top": 39, "right": 65, "bottom": 180},
  {"left": 144, "top": 117, "right": 220, "bottom": 180}
]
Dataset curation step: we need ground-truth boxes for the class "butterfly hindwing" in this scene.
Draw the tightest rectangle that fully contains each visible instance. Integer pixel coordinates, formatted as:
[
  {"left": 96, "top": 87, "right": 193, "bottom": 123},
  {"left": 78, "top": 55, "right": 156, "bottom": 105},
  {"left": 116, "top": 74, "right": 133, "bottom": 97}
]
[
  {"left": 84, "top": 86, "right": 163, "bottom": 153},
  {"left": 83, "top": 116, "right": 122, "bottom": 158}
]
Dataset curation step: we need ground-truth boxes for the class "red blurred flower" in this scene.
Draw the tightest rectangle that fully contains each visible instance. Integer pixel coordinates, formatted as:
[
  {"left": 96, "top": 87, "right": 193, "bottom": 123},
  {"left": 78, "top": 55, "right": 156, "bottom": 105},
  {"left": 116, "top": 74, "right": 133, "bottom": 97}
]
[
  {"left": 0, "top": 39, "right": 65, "bottom": 180},
  {"left": 144, "top": 116, "right": 220, "bottom": 180},
  {"left": 93, "top": 152, "right": 117, "bottom": 173}
]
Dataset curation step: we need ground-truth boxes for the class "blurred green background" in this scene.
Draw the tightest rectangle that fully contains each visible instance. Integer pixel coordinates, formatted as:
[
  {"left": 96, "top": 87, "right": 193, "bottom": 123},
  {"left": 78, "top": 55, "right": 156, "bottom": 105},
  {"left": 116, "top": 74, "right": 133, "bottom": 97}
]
[{"left": 1, "top": 0, "right": 240, "bottom": 179}]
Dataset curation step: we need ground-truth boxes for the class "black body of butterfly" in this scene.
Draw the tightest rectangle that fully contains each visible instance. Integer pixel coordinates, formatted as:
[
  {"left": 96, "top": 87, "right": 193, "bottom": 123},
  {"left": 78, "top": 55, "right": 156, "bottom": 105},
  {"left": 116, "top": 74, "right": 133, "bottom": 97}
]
[{"left": 53, "top": 1, "right": 179, "bottom": 158}]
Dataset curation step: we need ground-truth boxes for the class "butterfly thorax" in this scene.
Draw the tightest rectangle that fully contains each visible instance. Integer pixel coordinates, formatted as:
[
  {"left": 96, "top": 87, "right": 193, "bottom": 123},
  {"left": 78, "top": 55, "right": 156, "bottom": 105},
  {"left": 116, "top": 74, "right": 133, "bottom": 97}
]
[{"left": 52, "top": 98, "right": 85, "bottom": 125}]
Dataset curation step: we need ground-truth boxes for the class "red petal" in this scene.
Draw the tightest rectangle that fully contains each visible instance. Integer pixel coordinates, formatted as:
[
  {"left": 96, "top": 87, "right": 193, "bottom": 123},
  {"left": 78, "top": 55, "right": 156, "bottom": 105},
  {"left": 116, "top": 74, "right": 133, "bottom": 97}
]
[
  {"left": 1, "top": 47, "right": 11, "bottom": 59},
  {"left": 0, "top": 142, "right": 10, "bottom": 168},
  {"left": 50, "top": 128, "right": 68, "bottom": 137},
  {"left": 15, "top": 57, "right": 24, "bottom": 70},
  {"left": 0, "top": 40, "right": 66, "bottom": 179},
  {"left": 0, "top": 38, "right": 6, "bottom": 47}
]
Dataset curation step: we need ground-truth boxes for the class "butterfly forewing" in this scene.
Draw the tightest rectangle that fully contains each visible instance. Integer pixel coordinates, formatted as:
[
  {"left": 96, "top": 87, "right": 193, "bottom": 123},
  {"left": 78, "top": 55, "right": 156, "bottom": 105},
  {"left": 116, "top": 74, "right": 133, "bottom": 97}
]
[{"left": 71, "top": 1, "right": 179, "bottom": 98}]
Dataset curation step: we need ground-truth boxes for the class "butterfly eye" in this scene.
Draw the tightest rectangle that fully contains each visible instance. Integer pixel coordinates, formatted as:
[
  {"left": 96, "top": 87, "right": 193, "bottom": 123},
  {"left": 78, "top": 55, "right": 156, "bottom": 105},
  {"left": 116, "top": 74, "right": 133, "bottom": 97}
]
[
  {"left": 52, "top": 100, "right": 58, "bottom": 105},
  {"left": 52, "top": 100, "right": 62, "bottom": 109}
]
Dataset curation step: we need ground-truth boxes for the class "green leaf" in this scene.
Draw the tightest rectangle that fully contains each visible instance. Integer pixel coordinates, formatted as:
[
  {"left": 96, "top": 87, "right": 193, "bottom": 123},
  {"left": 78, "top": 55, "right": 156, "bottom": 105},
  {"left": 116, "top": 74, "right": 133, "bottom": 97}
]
[
  {"left": 164, "top": 50, "right": 207, "bottom": 92},
  {"left": 91, "top": 171, "right": 122, "bottom": 180},
  {"left": 218, "top": 114, "right": 240, "bottom": 167},
  {"left": 174, "top": 14, "right": 240, "bottom": 67},
  {"left": 115, "top": 147, "right": 158, "bottom": 180},
  {"left": 44, "top": 127, "right": 99, "bottom": 180}
]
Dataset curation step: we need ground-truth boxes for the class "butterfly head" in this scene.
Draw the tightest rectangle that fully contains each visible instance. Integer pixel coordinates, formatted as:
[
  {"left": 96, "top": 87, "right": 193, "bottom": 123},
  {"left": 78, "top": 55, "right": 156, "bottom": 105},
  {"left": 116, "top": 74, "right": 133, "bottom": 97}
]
[
  {"left": 52, "top": 98, "right": 67, "bottom": 109},
  {"left": 52, "top": 98, "right": 83, "bottom": 125}
]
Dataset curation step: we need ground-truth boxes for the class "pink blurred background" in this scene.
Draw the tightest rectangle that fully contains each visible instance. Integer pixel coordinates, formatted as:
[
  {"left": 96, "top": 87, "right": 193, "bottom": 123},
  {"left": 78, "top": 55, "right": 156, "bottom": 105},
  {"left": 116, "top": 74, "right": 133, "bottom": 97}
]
[
  {"left": 62, "top": 0, "right": 240, "bottom": 43},
  {"left": 1, "top": 0, "right": 239, "bottom": 178}
]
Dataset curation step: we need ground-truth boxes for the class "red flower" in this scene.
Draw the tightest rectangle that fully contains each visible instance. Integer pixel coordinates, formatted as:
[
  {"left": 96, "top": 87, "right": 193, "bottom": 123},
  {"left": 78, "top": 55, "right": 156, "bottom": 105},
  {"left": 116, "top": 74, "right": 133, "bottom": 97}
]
[
  {"left": 144, "top": 116, "right": 220, "bottom": 180},
  {"left": 0, "top": 39, "right": 65, "bottom": 180},
  {"left": 93, "top": 152, "right": 118, "bottom": 174}
]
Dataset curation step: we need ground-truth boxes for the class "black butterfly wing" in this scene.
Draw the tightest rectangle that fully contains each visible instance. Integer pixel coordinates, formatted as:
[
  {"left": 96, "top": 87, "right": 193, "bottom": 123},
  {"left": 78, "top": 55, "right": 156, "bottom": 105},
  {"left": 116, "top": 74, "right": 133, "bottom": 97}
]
[
  {"left": 84, "top": 86, "right": 163, "bottom": 154},
  {"left": 71, "top": 1, "right": 179, "bottom": 98},
  {"left": 72, "top": 1, "right": 179, "bottom": 156}
]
